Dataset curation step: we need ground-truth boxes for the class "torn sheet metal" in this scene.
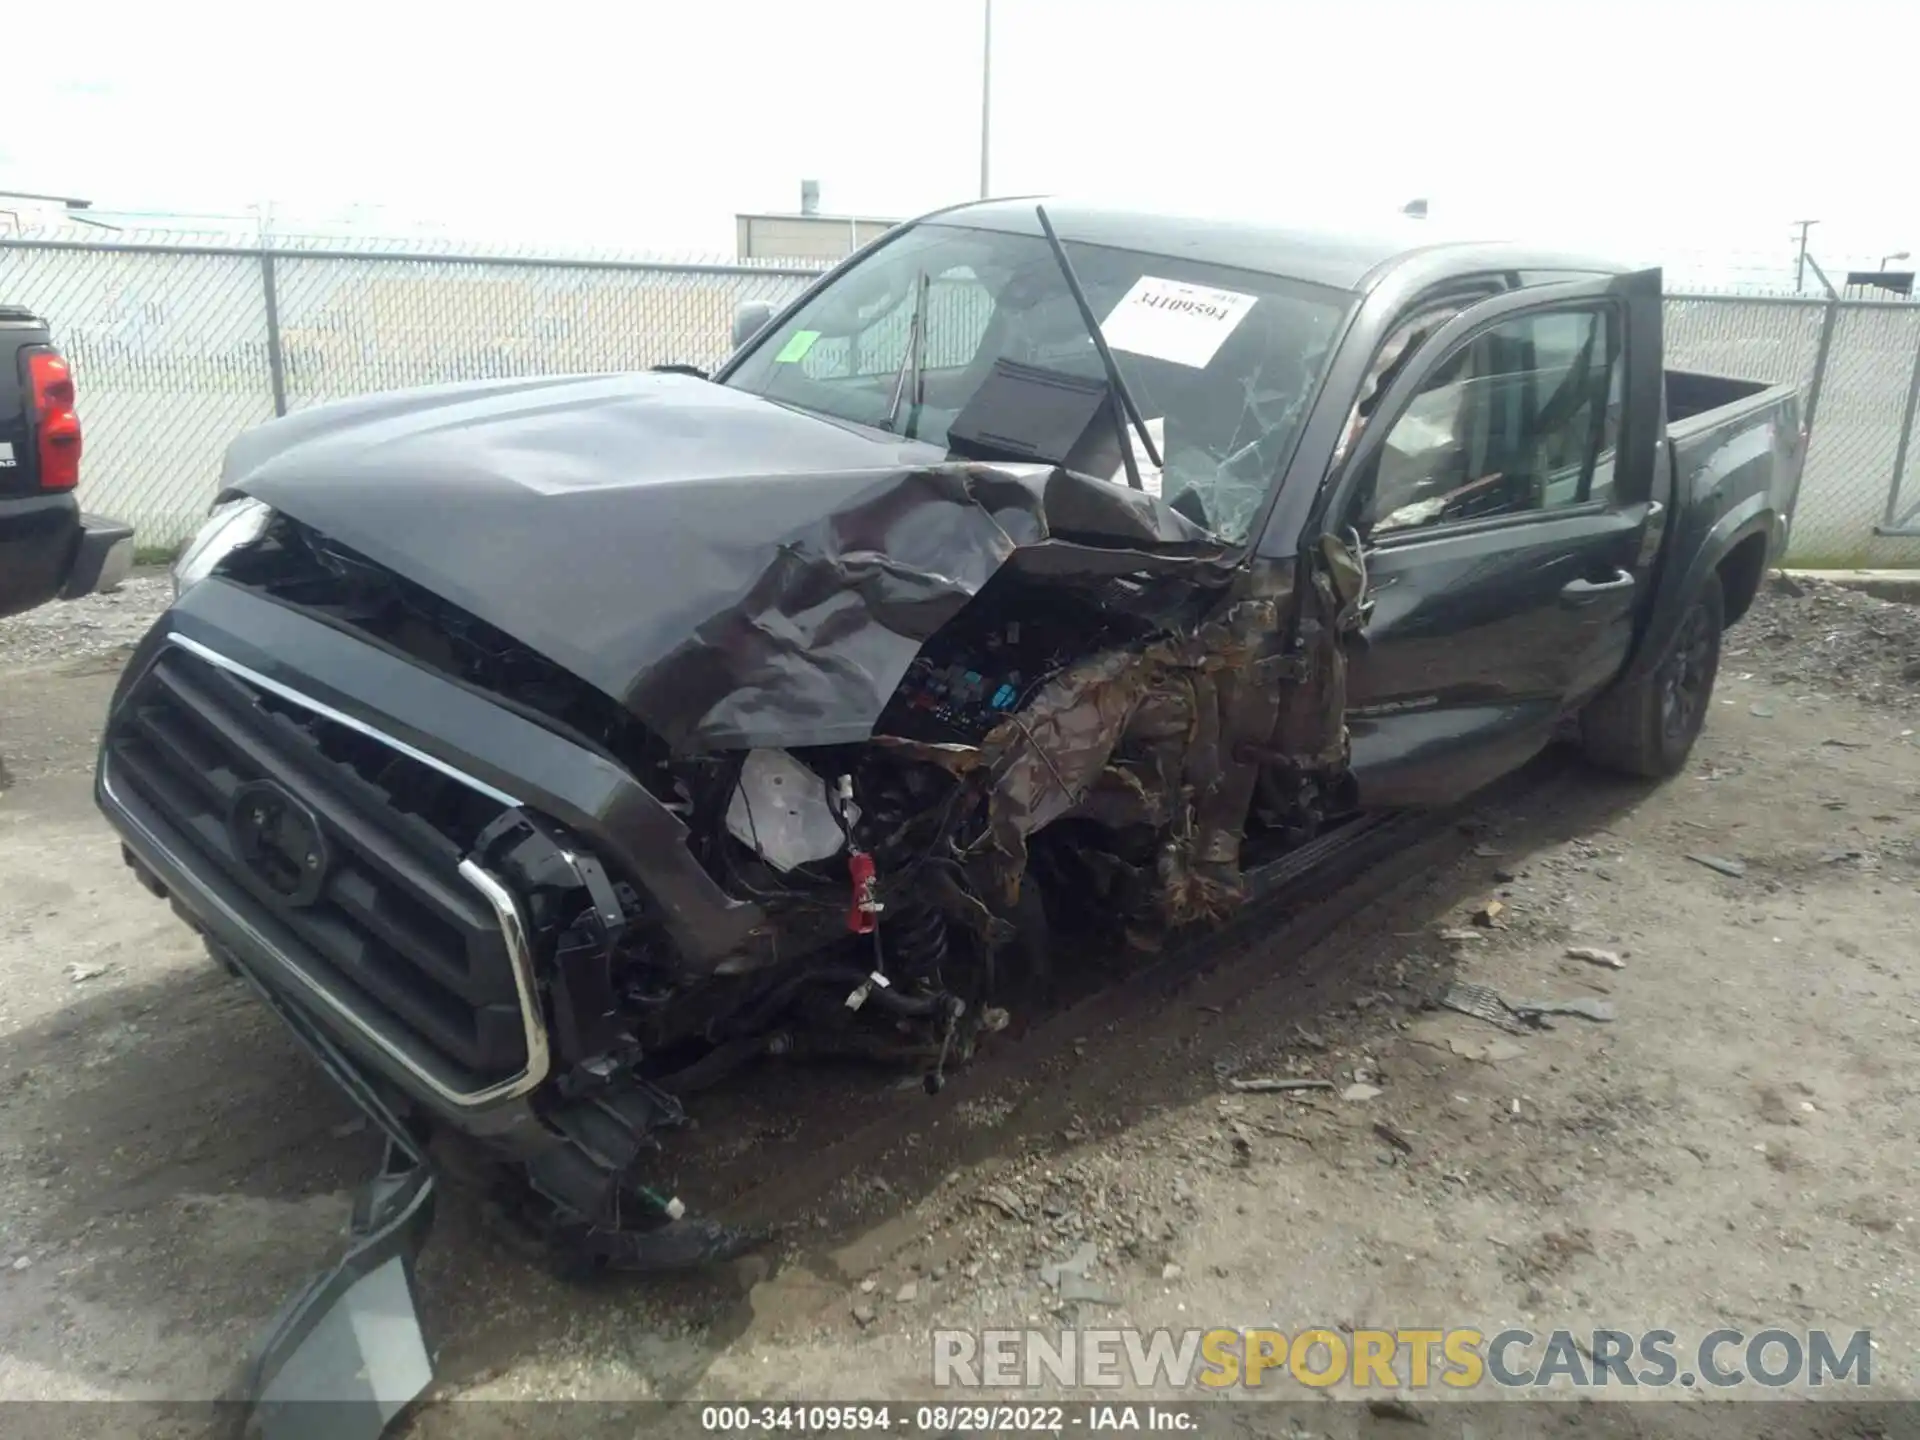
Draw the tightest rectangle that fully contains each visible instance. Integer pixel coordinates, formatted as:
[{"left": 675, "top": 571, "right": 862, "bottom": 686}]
[
  {"left": 978, "top": 595, "right": 1282, "bottom": 926},
  {"left": 877, "top": 564, "right": 1343, "bottom": 934},
  {"left": 866, "top": 547, "right": 1360, "bottom": 938},
  {"left": 224, "top": 370, "right": 1228, "bottom": 753}
]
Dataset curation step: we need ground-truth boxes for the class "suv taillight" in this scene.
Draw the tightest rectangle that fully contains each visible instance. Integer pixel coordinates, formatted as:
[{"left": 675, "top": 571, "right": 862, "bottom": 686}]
[{"left": 26, "top": 349, "right": 82, "bottom": 492}]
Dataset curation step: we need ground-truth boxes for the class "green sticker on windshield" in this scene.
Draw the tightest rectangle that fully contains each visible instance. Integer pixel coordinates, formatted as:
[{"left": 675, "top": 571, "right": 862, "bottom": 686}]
[{"left": 774, "top": 330, "right": 821, "bottom": 363}]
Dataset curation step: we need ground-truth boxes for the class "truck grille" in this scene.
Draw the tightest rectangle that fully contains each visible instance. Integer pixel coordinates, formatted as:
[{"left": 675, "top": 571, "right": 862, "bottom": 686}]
[{"left": 102, "top": 639, "right": 541, "bottom": 1098}]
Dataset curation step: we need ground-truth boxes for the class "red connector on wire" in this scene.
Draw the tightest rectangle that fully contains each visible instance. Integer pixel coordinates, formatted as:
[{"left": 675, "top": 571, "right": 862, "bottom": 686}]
[{"left": 847, "top": 850, "right": 881, "bottom": 934}]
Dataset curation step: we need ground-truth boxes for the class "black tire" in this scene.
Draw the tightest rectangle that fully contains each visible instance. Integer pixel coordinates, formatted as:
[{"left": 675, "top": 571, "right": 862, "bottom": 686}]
[{"left": 1580, "top": 577, "right": 1725, "bottom": 778}]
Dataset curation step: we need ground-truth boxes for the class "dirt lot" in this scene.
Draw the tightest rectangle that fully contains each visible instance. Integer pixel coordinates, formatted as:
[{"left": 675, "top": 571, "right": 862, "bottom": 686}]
[{"left": 2, "top": 572, "right": 1918, "bottom": 1429}]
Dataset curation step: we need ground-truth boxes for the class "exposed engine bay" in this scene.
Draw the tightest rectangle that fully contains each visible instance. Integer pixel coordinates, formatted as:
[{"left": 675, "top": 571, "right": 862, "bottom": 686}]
[{"left": 207, "top": 503, "right": 1365, "bottom": 1267}]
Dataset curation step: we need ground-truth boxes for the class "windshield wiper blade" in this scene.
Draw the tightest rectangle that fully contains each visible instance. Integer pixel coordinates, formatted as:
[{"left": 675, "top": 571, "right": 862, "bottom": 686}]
[
  {"left": 1033, "top": 203, "right": 1164, "bottom": 490},
  {"left": 885, "top": 270, "right": 931, "bottom": 437}
]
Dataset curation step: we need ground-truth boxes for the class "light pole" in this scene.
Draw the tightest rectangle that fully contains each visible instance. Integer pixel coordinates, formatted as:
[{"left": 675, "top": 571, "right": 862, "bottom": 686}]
[
  {"left": 1882, "top": 250, "right": 1911, "bottom": 270},
  {"left": 979, "top": 0, "right": 993, "bottom": 199},
  {"left": 1792, "top": 219, "right": 1819, "bottom": 294}
]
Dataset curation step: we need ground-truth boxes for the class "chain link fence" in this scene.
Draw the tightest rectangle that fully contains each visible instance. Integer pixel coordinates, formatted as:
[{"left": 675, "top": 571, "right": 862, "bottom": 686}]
[
  {"left": 0, "top": 237, "right": 821, "bottom": 549},
  {"left": 1664, "top": 291, "right": 1920, "bottom": 566},
  {"left": 3, "top": 233, "right": 1919, "bottom": 566}
]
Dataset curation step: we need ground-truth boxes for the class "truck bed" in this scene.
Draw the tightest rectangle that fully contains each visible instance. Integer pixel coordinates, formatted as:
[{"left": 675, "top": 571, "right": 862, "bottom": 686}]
[
  {"left": 1666, "top": 369, "right": 1789, "bottom": 438},
  {"left": 1660, "top": 369, "right": 1805, "bottom": 578}
]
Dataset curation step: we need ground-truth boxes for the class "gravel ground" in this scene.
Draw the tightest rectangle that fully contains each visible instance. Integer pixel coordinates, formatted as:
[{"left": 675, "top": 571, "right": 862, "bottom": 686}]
[
  {"left": 1735, "top": 574, "right": 1920, "bottom": 714},
  {"left": 1, "top": 569, "right": 1917, "bottom": 1432},
  {"left": 0, "top": 570, "right": 171, "bottom": 674}
]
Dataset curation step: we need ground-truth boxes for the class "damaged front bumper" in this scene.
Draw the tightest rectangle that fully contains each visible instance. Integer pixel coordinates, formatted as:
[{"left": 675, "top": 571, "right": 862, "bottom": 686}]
[
  {"left": 228, "top": 957, "right": 437, "bottom": 1440},
  {"left": 211, "top": 920, "right": 755, "bottom": 1436},
  {"left": 96, "top": 583, "right": 764, "bottom": 1431}
]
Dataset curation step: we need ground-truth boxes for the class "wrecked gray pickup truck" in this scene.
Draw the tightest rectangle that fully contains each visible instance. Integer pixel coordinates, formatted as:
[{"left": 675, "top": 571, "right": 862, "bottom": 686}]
[{"left": 94, "top": 199, "right": 1802, "bottom": 1413}]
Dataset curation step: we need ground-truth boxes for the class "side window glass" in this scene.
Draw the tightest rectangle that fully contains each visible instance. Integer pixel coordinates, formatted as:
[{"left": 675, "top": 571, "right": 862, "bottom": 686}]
[{"left": 1354, "top": 307, "right": 1619, "bottom": 537}]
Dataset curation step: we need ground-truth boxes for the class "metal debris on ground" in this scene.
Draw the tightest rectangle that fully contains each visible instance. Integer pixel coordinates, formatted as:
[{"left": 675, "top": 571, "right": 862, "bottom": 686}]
[
  {"left": 1226, "top": 1077, "right": 1334, "bottom": 1094},
  {"left": 1340, "top": 1083, "right": 1383, "bottom": 1102},
  {"left": 1039, "top": 1241, "right": 1097, "bottom": 1290},
  {"left": 1438, "top": 982, "right": 1530, "bottom": 1034},
  {"left": 66, "top": 962, "right": 107, "bottom": 983},
  {"left": 1372, "top": 1120, "right": 1415, "bottom": 1154},
  {"left": 1564, "top": 945, "right": 1627, "bottom": 969},
  {"left": 1686, "top": 853, "right": 1748, "bottom": 878},
  {"left": 1511, "top": 996, "right": 1617, "bottom": 1023},
  {"left": 1441, "top": 981, "right": 1614, "bottom": 1029}
]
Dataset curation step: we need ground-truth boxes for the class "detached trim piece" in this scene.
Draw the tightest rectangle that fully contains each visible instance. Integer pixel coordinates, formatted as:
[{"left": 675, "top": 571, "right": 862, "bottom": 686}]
[{"left": 104, "top": 638, "right": 552, "bottom": 1109}]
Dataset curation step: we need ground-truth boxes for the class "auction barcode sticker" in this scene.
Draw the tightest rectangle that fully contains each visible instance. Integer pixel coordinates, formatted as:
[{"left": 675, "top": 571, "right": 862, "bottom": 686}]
[{"left": 1101, "top": 276, "right": 1258, "bottom": 369}]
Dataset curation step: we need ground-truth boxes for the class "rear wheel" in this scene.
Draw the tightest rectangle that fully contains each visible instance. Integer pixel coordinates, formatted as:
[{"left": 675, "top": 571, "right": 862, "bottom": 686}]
[{"left": 1580, "top": 578, "right": 1724, "bottom": 778}]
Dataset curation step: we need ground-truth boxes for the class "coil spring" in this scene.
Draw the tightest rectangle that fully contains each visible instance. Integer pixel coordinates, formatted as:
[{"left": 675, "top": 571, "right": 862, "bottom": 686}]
[{"left": 886, "top": 899, "right": 950, "bottom": 980}]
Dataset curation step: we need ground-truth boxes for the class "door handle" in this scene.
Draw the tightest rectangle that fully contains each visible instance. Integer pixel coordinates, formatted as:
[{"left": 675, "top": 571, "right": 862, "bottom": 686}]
[{"left": 1561, "top": 569, "right": 1635, "bottom": 605}]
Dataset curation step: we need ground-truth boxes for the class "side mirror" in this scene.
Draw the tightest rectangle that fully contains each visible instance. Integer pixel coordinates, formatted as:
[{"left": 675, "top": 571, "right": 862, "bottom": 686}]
[{"left": 732, "top": 301, "right": 777, "bottom": 351}]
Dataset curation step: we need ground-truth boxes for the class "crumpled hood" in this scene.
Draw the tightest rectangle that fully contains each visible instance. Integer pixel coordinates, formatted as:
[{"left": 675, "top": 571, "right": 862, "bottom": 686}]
[{"left": 224, "top": 371, "right": 1228, "bottom": 750}]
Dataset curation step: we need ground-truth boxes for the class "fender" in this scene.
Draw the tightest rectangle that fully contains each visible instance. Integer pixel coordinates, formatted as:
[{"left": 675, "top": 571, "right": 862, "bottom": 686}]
[{"left": 1615, "top": 493, "right": 1776, "bottom": 690}]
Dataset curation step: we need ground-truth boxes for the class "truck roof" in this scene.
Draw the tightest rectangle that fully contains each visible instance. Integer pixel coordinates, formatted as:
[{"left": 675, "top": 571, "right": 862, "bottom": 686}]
[{"left": 937, "top": 197, "right": 1631, "bottom": 295}]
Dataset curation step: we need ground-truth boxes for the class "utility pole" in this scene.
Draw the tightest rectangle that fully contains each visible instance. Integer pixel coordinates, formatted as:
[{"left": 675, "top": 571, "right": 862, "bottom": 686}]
[
  {"left": 979, "top": 0, "right": 993, "bottom": 199},
  {"left": 1793, "top": 219, "right": 1819, "bottom": 294}
]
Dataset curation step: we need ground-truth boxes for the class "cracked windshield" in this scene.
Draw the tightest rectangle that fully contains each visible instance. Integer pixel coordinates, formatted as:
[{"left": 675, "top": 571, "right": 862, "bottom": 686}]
[{"left": 724, "top": 221, "right": 1351, "bottom": 541}]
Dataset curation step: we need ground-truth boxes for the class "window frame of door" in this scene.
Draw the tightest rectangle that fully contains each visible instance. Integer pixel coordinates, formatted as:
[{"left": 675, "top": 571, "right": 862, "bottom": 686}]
[{"left": 1322, "top": 280, "right": 1639, "bottom": 554}]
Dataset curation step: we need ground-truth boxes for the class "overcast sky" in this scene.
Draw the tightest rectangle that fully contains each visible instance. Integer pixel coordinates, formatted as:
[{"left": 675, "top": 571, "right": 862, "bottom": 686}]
[{"left": 5, "top": 0, "right": 1914, "bottom": 282}]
